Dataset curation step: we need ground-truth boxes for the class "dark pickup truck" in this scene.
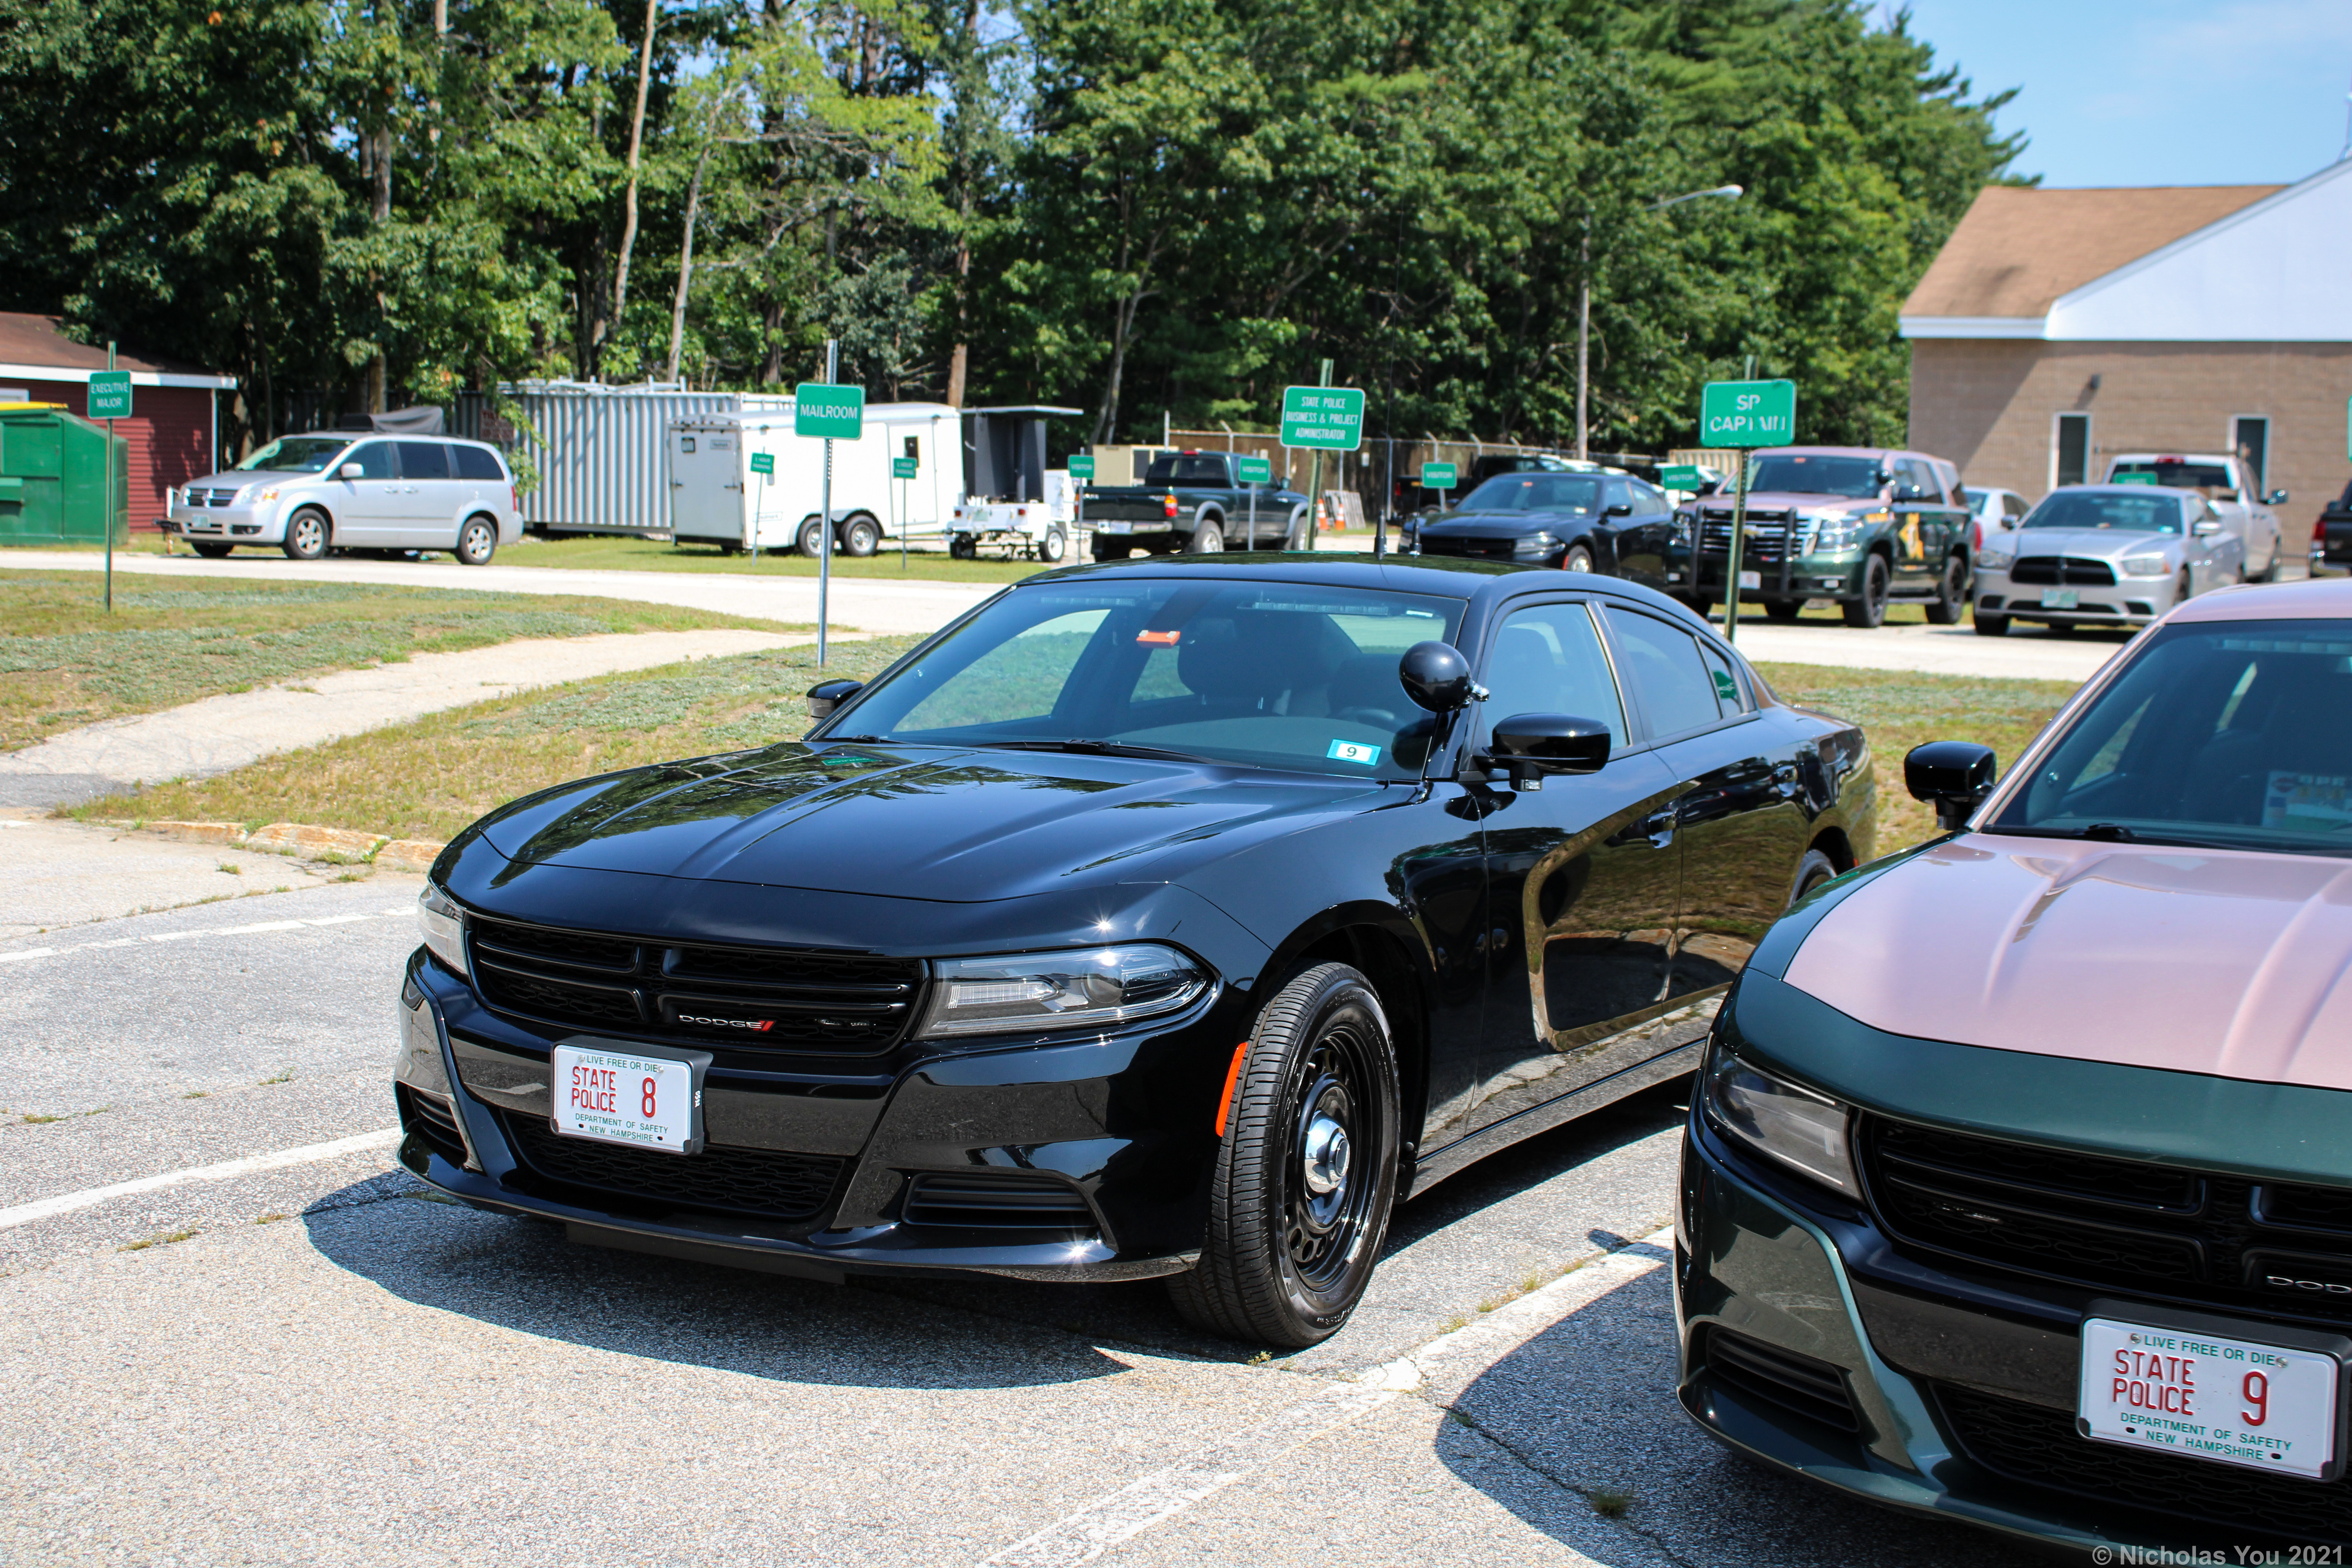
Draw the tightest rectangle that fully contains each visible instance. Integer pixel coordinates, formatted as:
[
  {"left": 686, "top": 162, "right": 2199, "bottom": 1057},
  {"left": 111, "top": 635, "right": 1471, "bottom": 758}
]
[
  {"left": 2313, "top": 479, "right": 2352, "bottom": 576},
  {"left": 1083, "top": 451, "right": 1309, "bottom": 558}
]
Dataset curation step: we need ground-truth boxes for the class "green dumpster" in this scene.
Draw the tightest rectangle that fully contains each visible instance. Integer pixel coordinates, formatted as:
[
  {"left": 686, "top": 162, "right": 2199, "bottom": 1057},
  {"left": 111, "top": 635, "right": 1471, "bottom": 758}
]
[{"left": 0, "top": 403, "right": 129, "bottom": 545}]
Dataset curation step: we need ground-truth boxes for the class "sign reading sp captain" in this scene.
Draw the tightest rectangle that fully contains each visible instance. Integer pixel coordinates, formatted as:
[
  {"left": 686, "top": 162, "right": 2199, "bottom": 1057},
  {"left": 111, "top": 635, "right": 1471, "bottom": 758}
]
[
  {"left": 1699, "top": 379, "right": 1795, "bottom": 449},
  {"left": 794, "top": 382, "right": 864, "bottom": 441},
  {"left": 1280, "top": 386, "right": 1365, "bottom": 452}
]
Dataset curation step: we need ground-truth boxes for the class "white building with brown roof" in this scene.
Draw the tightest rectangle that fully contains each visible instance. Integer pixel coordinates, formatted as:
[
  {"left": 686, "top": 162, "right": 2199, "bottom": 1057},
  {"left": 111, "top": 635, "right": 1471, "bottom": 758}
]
[{"left": 1900, "top": 160, "right": 2352, "bottom": 550}]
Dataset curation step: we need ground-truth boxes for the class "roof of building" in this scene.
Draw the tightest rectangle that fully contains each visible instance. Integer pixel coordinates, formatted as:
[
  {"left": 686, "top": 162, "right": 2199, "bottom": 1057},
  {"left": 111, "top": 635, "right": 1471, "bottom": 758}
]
[
  {"left": 1902, "top": 184, "right": 2283, "bottom": 321},
  {"left": 0, "top": 312, "right": 234, "bottom": 387}
]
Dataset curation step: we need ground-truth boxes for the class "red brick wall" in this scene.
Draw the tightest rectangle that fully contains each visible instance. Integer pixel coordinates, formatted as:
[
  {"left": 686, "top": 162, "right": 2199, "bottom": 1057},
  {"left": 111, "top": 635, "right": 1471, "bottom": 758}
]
[{"left": 9, "top": 379, "right": 218, "bottom": 533}]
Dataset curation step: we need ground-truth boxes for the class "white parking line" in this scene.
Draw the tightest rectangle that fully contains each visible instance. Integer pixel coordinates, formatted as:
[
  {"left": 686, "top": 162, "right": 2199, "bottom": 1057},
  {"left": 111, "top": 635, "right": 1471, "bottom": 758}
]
[
  {"left": 0, "top": 906, "right": 412, "bottom": 969},
  {"left": 0, "top": 947, "right": 58, "bottom": 964},
  {"left": 0, "top": 1127, "right": 403, "bottom": 1232}
]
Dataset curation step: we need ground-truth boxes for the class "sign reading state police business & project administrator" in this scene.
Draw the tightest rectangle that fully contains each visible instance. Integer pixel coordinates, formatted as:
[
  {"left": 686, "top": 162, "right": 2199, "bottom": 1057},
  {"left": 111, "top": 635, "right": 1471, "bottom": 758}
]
[{"left": 795, "top": 383, "right": 865, "bottom": 441}]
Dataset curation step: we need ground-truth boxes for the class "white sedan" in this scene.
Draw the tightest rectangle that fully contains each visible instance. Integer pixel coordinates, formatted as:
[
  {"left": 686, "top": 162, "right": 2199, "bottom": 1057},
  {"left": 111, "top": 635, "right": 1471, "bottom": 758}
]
[{"left": 1972, "top": 484, "right": 2243, "bottom": 637}]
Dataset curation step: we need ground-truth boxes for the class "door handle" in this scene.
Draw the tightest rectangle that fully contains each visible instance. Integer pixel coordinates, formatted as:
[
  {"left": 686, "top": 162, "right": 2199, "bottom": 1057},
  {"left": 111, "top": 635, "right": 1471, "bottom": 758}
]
[{"left": 1641, "top": 807, "right": 1678, "bottom": 848}]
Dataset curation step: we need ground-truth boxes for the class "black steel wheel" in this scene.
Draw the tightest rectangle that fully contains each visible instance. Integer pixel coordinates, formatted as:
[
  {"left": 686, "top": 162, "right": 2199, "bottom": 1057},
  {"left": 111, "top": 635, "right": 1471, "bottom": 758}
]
[
  {"left": 1168, "top": 962, "right": 1399, "bottom": 1347},
  {"left": 1788, "top": 847, "right": 1839, "bottom": 907},
  {"left": 282, "top": 508, "right": 329, "bottom": 561},
  {"left": 1762, "top": 598, "right": 1804, "bottom": 622},
  {"left": 1841, "top": 554, "right": 1889, "bottom": 628},
  {"left": 1923, "top": 554, "right": 1967, "bottom": 624},
  {"left": 191, "top": 541, "right": 234, "bottom": 559}
]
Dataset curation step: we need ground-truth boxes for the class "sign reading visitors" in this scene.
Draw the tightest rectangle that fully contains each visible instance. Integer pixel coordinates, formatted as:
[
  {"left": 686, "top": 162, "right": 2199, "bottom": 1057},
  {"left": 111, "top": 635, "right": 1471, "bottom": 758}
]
[
  {"left": 793, "top": 382, "right": 864, "bottom": 441},
  {"left": 1699, "top": 379, "right": 1796, "bottom": 448},
  {"left": 87, "top": 371, "right": 132, "bottom": 421},
  {"left": 1236, "top": 455, "right": 1272, "bottom": 485},
  {"left": 748, "top": 452, "right": 775, "bottom": 476},
  {"left": 1660, "top": 464, "right": 1708, "bottom": 489},
  {"left": 1280, "top": 386, "right": 1366, "bottom": 451},
  {"left": 892, "top": 456, "right": 919, "bottom": 480},
  {"left": 1423, "top": 461, "right": 1458, "bottom": 490},
  {"left": 1066, "top": 454, "right": 1094, "bottom": 480}
]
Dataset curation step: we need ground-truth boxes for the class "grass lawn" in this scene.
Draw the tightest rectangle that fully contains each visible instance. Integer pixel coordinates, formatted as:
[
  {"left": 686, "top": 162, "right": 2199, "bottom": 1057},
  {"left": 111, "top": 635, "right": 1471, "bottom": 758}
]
[
  {"left": 488, "top": 534, "right": 1055, "bottom": 583},
  {"left": 1757, "top": 661, "right": 2080, "bottom": 852},
  {"left": 74, "top": 636, "right": 925, "bottom": 842},
  {"left": 0, "top": 569, "right": 799, "bottom": 754}
]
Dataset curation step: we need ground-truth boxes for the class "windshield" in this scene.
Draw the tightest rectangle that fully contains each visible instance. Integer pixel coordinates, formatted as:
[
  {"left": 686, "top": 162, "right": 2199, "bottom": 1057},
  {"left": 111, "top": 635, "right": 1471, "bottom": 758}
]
[
  {"left": 1143, "top": 455, "right": 1230, "bottom": 486},
  {"left": 1455, "top": 475, "right": 1601, "bottom": 513},
  {"left": 236, "top": 436, "right": 355, "bottom": 474},
  {"left": 1742, "top": 455, "right": 1884, "bottom": 498},
  {"left": 2020, "top": 492, "right": 2183, "bottom": 534},
  {"left": 828, "top": 579, "right": 1467, "bottom": 782},
  {"left": 1989, "top": 619, "right": 2352, "bottom": 856},
  {"left": 2111, "top": 460, "right": 2236, "bottom": 499}
]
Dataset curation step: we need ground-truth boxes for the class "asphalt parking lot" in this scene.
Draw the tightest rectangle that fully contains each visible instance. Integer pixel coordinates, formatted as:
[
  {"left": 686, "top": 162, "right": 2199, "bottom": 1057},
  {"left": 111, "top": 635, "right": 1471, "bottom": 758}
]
[{"left": 0, "top": 879, "right": 2050, "bottom": 1567}]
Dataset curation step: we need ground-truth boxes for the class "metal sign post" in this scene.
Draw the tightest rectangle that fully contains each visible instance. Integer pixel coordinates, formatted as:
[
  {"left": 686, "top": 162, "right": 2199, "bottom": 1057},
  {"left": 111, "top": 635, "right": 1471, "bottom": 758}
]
[
  {"left": 1279, "top": 365, "right": 1362, "bottom": 552},
  {"left": 1236, "top": 455, "right": 1271, "bottom": 549},
  {"left": 1697, "top": 378, "right": 1797, "bottom": 645},
  {"left": 90, "top": 352, "right": 132, "bottom": 612},
  {"left": 893, "top": 451, "right": 918, "bottom": 570},
  {"left": 747, "top": 450, "right": 774, "bottom": 562},
  {"left": 794, "top": 346, "right": 863, "bottom": 665}
]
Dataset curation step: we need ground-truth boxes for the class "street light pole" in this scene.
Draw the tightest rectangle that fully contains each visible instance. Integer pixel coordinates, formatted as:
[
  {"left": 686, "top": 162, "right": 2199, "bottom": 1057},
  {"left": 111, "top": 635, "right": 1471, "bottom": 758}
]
[{"left": 1575, "top": 185, "right": 1740, "bottom": 467}]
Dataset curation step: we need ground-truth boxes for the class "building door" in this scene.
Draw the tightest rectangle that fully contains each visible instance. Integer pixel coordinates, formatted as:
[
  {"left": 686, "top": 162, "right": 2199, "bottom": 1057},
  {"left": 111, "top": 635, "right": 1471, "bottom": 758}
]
[
  {"left": 2053, "top": 413, "right": 2092, "bottom": 489},
  {"left": 2232, "top": 417, "right": 2269, "bottom": 494}
]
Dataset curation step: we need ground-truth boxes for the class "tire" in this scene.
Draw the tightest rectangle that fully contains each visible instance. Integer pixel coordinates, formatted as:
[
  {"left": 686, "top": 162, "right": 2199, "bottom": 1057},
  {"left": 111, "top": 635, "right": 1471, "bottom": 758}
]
[
  {"left": 1788, "top": 848, "right": 1839, "bottom": 908},
  {"left": 717, "top": 542, "right": 741, "bottom": 556},
  {"left": 1562, "top": 543, "right": 1595, "bottom": 573},
  {"left": 797, "top": 517, "right": 829, "bottom": 559},
  {"left": 1762, "top": 598, "right": 1804, "bottom": 622},
  {"left": 948, "top": 535, "right": 978, "bottom": 560},
  {"left": 1973, "top": 612, "right": 2010, "bottom": 637},
  {"left": 2248, "top": 531, "right": 2278, "bottom": 584},
  {"left": 1040, "top": 524, "right": 1067, "bottom": 563},
  {"left": 1841, "top": 554, "right": 1889, "bottom": 628},
  {"left": 840, "top": 515, "right": 881, "bottom": 558},
  {"left": 191, "top": 541, "right": 234, "bottom": 559},
  {"left": 1285, "top": 507, "right": 1310, "bottom": 550},
  {"left": 1923, "top": 554, "right": 1967, "bottom": 625},
  {"left": 1167, "top": 962, "right": 1401, "bottom": 1348},
  {"left": 454, "top": 515, "right": 498, "bottom": 566},
  {"left": 1187, "top": 519, "right": 1225, "bottom": 554},
  {"left": 2176, "top": 568, "right": 2194, "bottom": 608},
  {"left": 282, "top": 508, "right": 329, "bottom": 561},
  {"left": 1091, "top": 535, "right": 1132, "bottom": 562}
]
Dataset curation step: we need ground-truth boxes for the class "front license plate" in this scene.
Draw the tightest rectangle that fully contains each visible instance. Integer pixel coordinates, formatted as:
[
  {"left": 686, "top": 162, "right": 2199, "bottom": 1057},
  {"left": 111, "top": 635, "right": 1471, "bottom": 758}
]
[
  {"left": 1738, "top": 570, "right": 1761, "bottom": 590},
  {"left": 551, "top": 1043, "right": 701, "bottom": 1155},
  {"left": 2040, "top": 588, "right": 2080, "bottom": 609},
  {"left": 2078, "top": 1316, "right": 2341, "bottom": 1480},
  {"left": 1095, "top": 521, "right": 1131, "bottom": 534}
]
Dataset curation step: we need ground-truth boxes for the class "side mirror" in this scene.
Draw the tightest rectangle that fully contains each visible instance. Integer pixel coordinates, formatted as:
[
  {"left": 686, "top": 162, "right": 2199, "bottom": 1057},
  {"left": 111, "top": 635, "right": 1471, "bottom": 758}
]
[
  {"left": 2193, "top": 518, "right": 2224, "bottom": 537},
  {"left": 1399, "top": 641, "right": 1478, "bottom": 713},
  {"left": 1905, "top": 741, "right": 1997, "bottom": 832},
  {"left": 1893, "top": 482, "right": 1925, "bottom": 502},
  {"left": 1480, "top": 713, "right": 1611, "bottom": 791},
  {"left": 339, "top": 463, "right": 364, "bottom": 480},
  {"left": 1604, "top": 501, "right": 1633, "bottom": 517},
  {"left": 2266, "top": 489, "right": 2290, "bottom": 505},
  {"left": 806, "top": 679, "right": 864, "bottom": 720}
]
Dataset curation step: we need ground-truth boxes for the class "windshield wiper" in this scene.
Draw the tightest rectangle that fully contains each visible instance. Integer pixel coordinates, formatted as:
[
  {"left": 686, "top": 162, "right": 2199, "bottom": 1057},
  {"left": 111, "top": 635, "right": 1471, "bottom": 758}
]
[{"left": 976, "top": 739, "right": 1213, "bottom": 764}]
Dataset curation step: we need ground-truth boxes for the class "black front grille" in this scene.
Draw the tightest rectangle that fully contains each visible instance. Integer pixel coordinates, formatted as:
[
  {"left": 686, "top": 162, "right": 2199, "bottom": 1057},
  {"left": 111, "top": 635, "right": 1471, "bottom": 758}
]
[
  {"left": 499, "top": 1111, "right": 844, "bottom": 1221},
  {"left": 1702, "top": 1327, "right": 1859, "bottom": 1432},
  {"left": 2007, "top": 555, "right": 2119, "bottom": 586},
  {"left": 397, "top": 1085, "right": 467, "bottom": 1166},
  {"left": 1939, "top": 1384, "right": 2352, "bottom": 1545},
  {"left": 903, "top": 1172, "right": 1097, "bottom": 1230},
  {"left": 1419, "top": 535, "right": 1524, "bottom": 561},
  {"left": 466, "top": 914, "right": 923, "bottom": 1053},
  {"left": 1859, "top": 1117, "right": 2352, "bottom": 1329}
]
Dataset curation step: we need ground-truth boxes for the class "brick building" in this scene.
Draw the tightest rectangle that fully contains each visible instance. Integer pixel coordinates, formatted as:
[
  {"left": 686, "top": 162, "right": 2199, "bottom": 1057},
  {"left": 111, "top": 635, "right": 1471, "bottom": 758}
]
[
  {"left": 0, "top": 314, "right": 238, "bottom": 535},
  {"left": 1900, "top": 160, "right": 2352, "bottom": 550}
]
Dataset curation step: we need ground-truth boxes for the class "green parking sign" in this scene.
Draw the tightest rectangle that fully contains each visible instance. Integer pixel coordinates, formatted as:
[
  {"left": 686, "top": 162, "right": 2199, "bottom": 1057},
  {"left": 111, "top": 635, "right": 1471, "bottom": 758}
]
[
  {"left": 1280, "top": 385, "right": 1365, "bottom": 451},
  {"left": 87, "top": 371, "right": 132, "bottom": 421},
  {"left": 893, "top": 456, "right": 919, "bottom": 480},
  {"left": 1699, "top": 379, "right": 1796, "bottom": 448},
  {"left": 1660, "top": 464, "right": 1707, "bottom": 489},
  {"left": 1066, "top": 454, "right": 1094, "bottom": 480},
  {"left": 794, "top": 382, "right": 864, "bottom": 440},
  {"left": 1236, "top": 455, "right": 1272, "bottom": 484},
  {"left": 1423, "top": 461, "right": 1458, "bottom": 490}
]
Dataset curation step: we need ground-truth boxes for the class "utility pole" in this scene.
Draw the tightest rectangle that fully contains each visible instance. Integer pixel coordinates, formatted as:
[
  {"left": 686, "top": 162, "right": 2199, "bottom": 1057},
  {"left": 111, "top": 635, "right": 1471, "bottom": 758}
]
[
  {"left": 819, "top": 338, "right": 836, "bottom": 665},
  {"left": 1575, "top": 224, "right": 1590, "bottom": 462},
  {"left": 103, "top": 342, "right": 115, "bottom": 612}
]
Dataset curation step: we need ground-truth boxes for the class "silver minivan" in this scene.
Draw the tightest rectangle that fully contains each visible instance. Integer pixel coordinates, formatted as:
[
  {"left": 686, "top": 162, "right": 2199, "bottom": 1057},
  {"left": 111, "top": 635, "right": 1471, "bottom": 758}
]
[{"left": 167, "top": 434, "right": 523, "bottom": 564}]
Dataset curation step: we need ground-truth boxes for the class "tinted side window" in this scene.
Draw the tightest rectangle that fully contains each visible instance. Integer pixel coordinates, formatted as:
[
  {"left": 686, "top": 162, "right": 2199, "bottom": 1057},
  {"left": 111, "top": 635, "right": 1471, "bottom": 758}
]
[
  {"left": 1606, "top": 607, "right": 1724, "bottom": 738},
  {"left": 1697, "top": 641, "right": 1747, "bottom": 715},
  {"left": 1629, "top": 480, "right": 1665, "bottom": 512},
  {"left": 1481, "top": 603, "right": 1624, "bottom": 744},
  {"left": 452, "top": 445, "right": 505, "bottom": 481},
  {"left": 396, "top": 442, "right": 451, "bottom": 480},
  {"left": 1603, "top": 479, "right": 1631, "bottom": 511},
  {"left": 343, "top": 442, "right": 394, "bottom": 479}
]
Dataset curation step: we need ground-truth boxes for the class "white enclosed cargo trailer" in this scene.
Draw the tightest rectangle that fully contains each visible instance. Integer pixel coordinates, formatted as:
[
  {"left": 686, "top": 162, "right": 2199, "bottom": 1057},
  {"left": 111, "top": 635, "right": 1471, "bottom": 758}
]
[{"left": 666, "top": 403, "right": 963, "bottom": 557}]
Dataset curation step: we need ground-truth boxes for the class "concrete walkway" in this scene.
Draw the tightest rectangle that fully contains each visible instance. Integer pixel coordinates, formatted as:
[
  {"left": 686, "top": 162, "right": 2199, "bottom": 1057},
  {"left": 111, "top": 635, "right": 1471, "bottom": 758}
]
[
  {"left": 1718, "top": 617, "right": 2123, "bottom": 682},
  {"left": 0, "top": 627, "right": 816, "bottom": 807}
]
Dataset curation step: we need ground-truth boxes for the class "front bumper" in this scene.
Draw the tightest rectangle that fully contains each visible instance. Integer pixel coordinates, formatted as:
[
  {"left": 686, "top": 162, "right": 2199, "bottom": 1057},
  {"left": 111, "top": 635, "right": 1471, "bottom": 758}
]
[
  {"left": 1975, "top": 568, "right": 2171, "bottom": 626},
  {"left": 1680, "top": 1109, "right": 2348, "bottom": 1555},
  {"left": 395, "top": 949, "right": 1229, "bottom": 1283},
  {"left": 1673, "top": 550, "right": 1865, "bottom": 600},
  {"left": 167, "top": 503, "right": 281, "bottom": 542}
]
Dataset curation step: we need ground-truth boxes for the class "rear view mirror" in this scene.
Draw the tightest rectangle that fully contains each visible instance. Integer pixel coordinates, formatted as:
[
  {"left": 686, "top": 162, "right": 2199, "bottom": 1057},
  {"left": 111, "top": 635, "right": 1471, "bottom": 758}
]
[
  {"left": 1480, "top": 713, "right": 1611, "bottom": 791},
  {"left": 339, "top": 463, "right": 363, "bottom": 480},
  {"left": 1905, "top": 741, "right": 1998, "bottom": 832},
  {"left": 2267, "top": 489, "right": 2290, "bottom": 505},
  {"left": 806, "top": 679, "right": 864, "bottom": 720},
  {"left": 1399, "top": 641, "right": 1478, "bottom": 713}
]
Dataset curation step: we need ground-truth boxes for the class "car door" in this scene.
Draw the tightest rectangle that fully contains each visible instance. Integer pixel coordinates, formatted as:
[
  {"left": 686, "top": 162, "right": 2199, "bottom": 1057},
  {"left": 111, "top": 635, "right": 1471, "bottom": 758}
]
[
  {"left": 1620, "top": 611, "right": 1809, "bottom": 992},
  {"left": 389, "top": 441, "right": 459, "bottom": 548},
  {"left": 1608, "top": 478, "right": 1676, "bottom": 586},
  {"left": 1466, "top": 597, "right": 1688, "bottom": 1138},
  {"left": 329, "top": 440, "right": 402, "bottom": 545},
  {"left": 1888, "top": 458, "right": 1938, "bottom": 586}
]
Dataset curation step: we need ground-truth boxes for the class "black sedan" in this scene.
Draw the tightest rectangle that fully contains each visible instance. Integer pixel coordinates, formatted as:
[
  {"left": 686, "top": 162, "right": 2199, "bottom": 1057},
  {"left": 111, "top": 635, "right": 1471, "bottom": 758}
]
[
  {"left": 1410, "top": 471, "right": 1680, "bottom": 583},
  {"left": 394, "top": 554, "right": 1874, "bottom": 1346}
]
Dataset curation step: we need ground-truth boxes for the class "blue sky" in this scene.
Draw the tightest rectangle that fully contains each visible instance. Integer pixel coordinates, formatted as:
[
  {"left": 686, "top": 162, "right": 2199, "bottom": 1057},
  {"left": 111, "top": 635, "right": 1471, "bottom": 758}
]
[{"left": 1896, "top": 0, "right": 2352, "bottom": 187}]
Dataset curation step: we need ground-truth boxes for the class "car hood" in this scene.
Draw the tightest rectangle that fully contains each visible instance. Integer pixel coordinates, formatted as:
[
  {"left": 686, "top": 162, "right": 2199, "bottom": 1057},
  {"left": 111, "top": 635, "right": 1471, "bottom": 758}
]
[
  {"left": 186, "top": 470, "right": 314, "bottom": 488},
  {"left": 1780, "top": 835, "right": 2352, "bottom": 1091},
  {"left": 469, "top": 742, "right": 1388, "bottom": 902},
  {"left": 2009, "top": 529, "right": 2180, "bottom": 558},
  {"left": 1419, "top": 511, "right": 1583, "bottom": 537}
]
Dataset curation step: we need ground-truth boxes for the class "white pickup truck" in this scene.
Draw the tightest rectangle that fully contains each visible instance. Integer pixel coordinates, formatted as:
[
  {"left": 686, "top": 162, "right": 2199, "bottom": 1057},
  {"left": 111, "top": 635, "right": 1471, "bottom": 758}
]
[{"left": 2102, "top": 452, "right": 2288, "bottom": 581}]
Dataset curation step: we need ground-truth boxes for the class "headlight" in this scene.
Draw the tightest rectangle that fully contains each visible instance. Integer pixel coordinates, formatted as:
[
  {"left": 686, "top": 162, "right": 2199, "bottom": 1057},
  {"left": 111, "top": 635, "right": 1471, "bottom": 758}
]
[
  {"left": 1670, "top": 513, "right": 1693, "bottom": 543},
  {"left": 1976, "top": 546, "right": 2014, "bottom": 571},
  {"left": 917, "top": 944, "right": 1209, "bottom": 1039},
  {"left": 257, "top": 487, "right": 282, "bottom": 501},
  {"left": 1514, "top": 533, "right": 1558, "bottom": 555},
  {"left": 1702, "top": 1037, "right": 1859, "bottom": 1197},
  {"left": 2120, "top": 553, "right": 2171, "bottom": 578},
  {"left": 1805, "top": 512, "right": 1863, "bottom": 553},
  {"left": 417, "top": 881, "right": 469, "bottom": 978}
]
